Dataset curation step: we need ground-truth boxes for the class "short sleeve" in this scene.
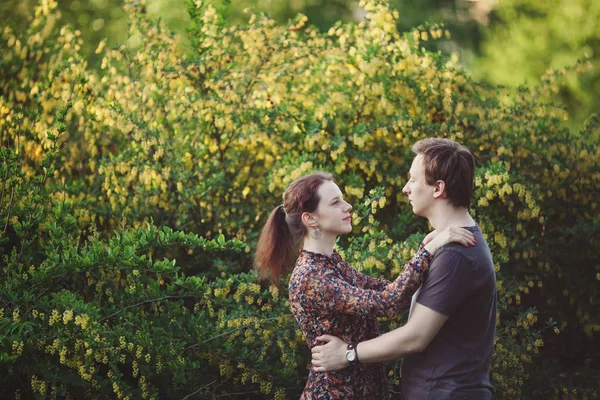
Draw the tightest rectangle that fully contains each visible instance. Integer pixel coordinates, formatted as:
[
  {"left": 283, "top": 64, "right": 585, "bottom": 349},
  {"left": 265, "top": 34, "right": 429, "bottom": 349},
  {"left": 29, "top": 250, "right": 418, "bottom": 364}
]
[{"left": 415, "top": 249, "right": 473, "bottom": 316}]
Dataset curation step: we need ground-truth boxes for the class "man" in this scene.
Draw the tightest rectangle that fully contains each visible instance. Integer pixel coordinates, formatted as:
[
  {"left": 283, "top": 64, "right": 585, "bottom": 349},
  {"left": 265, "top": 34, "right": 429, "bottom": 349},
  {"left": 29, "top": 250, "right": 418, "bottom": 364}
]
[{"left": 311, "top": 138, "right": 497, "bottom": 399}]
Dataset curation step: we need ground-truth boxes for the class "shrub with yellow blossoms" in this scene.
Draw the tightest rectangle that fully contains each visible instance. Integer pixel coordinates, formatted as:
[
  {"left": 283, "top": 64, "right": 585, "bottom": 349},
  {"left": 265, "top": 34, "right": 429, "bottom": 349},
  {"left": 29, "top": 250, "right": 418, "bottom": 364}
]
[{"left": 1, "top": 0, "right": 599, "bottom": 398}]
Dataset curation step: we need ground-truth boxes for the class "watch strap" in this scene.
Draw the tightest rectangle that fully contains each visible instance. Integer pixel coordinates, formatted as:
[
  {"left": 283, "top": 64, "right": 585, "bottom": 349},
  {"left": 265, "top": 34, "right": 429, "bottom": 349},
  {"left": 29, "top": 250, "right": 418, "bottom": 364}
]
[{"left": 347, "top": 342, "right": 360, "bottom": 364}]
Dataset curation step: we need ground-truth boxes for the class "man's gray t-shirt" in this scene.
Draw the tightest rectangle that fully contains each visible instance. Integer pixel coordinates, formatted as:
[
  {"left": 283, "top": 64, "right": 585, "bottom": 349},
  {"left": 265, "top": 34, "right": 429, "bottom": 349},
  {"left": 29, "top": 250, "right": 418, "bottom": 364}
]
[{"left": 399, "top": 225, "right": 496, "bottom": 400}]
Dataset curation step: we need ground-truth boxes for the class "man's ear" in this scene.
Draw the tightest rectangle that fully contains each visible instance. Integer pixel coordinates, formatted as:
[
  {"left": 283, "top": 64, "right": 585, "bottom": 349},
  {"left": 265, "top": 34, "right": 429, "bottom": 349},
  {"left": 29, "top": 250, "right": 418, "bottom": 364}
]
[
  {"left": 301, "top": 211, "right": 319, "bottom": 228},
  {"left": 433, "top": 180, "right": 446, "bottom": 199}
]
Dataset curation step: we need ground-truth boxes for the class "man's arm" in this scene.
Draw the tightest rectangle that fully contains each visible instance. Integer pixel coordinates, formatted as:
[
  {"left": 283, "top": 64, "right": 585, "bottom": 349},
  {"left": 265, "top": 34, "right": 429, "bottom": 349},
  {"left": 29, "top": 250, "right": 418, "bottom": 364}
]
[
  {"left": 311, "top": 302, "right": 449, "bottom": 372},
  {"left": 356, "top": 302, "right": 448, "bottom": 362}
]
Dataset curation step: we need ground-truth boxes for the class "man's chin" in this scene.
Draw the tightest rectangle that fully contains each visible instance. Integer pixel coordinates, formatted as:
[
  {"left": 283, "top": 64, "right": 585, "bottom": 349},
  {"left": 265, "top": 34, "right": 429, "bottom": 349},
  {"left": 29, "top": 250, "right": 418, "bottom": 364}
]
[{"left": 411, "top": 206, "right": 424, "bottom": 217}]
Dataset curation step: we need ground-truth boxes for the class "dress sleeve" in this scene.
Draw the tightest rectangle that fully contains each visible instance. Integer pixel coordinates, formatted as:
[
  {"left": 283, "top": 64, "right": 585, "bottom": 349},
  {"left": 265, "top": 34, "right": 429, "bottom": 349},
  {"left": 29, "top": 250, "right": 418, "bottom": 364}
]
[
  {"left": 336, "top": 259, "right": 393, "bottom": 291},
  {"left": 300, "top": 247, "right": 433, "bottom": 318}
]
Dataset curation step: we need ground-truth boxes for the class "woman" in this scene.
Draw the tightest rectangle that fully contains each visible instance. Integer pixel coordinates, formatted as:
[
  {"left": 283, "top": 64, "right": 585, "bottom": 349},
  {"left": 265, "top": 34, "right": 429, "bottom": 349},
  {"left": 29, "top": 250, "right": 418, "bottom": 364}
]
[{"left": 254, "top": 172, "right": 475, "bottom": 399}]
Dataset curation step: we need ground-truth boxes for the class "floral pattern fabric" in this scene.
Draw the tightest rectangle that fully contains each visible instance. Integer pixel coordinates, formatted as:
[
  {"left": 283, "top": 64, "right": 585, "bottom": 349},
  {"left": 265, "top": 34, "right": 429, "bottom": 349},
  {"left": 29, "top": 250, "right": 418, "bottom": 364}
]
[{"left": 288, "top": 247, "right": 433, "bottom": 399}]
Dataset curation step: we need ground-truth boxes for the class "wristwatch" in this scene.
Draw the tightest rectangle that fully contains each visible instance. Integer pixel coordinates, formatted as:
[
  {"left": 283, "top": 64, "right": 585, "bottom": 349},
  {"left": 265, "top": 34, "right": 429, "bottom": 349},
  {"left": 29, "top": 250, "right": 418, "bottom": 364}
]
[{"left": 346, "top": 342, "right": 359, "bottom": 365}]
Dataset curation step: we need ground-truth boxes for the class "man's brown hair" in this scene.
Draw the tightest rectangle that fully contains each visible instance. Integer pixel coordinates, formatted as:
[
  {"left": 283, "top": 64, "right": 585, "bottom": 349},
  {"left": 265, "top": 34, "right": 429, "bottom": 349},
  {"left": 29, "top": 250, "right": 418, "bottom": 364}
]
[{"left": 412, "top": 138, "right": 475, "bottom": 208}]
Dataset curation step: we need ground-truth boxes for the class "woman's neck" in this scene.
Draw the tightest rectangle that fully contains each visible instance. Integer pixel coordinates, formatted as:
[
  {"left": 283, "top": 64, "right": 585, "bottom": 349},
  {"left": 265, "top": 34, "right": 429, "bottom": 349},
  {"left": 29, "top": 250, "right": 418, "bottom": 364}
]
[{"left": 302, "top": 234, "right": 337, "bottom": 256}]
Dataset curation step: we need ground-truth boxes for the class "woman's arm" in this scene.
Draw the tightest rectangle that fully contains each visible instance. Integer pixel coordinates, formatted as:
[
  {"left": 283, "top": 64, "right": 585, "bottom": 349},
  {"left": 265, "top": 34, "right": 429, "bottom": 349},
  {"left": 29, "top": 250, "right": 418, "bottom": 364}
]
[
  {"left": 334, "top": 256, "right": 392, "bottom": 291},
  {"left": 335, "top": 226, "right": 475, "bottom": 292},
  {"left": 301, "top": 247, "right": 433, "bottom": 318}
]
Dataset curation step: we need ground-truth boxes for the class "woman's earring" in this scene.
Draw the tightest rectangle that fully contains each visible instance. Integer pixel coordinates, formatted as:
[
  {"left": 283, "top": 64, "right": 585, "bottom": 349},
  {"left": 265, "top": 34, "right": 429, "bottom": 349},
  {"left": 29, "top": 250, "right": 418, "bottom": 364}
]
[{"left": 311, "top": 228, "right": 322, "bottom": 240}]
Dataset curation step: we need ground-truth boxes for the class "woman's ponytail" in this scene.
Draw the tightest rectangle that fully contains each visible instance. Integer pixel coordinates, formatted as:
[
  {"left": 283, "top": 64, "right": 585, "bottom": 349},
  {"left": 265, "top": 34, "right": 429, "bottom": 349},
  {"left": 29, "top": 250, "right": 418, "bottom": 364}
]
[{"left": 254, "top": 204, "right": 296, "bottom": 286}]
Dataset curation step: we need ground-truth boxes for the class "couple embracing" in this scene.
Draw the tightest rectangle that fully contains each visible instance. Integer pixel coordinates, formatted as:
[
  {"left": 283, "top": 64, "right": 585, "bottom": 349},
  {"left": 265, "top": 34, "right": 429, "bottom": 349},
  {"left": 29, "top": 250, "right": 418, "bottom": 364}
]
[{"left": 255, "top": 138, "right": 496, "bottom": 399}]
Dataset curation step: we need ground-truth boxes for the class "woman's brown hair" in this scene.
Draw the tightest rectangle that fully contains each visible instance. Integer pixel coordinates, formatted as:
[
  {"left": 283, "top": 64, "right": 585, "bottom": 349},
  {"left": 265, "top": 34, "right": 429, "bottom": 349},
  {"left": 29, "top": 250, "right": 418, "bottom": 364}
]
[{"left": 254, "top": 172, "right": 333, "bottom": 285}]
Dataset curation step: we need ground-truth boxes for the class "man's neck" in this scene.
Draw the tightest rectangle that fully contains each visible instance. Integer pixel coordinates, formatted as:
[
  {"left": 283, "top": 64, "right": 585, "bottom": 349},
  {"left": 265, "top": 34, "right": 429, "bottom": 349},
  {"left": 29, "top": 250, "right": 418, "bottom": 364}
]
[{"left": 427, "top": 203, "right": 476, "bottom": 231}]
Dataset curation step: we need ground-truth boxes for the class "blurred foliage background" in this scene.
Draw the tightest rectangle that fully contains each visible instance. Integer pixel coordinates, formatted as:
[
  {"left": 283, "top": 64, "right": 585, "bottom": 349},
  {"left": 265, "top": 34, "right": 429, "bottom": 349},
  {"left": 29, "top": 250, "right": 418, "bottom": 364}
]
[{"left": 1, "top": 0, "right": 598, "bottom": 128}]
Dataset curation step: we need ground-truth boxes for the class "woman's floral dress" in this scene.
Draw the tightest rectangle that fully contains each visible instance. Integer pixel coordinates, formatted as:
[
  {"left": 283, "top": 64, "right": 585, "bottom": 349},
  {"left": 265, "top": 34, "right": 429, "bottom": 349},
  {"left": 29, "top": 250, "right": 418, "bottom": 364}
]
[{"left": 288, "top": 247, "right": 432, "bottom": 400}]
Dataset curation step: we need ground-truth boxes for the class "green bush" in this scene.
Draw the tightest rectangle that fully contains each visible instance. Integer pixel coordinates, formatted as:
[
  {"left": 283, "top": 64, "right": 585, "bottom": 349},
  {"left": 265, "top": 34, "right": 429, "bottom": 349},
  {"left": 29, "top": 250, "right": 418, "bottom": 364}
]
[{"left": 1, "top": 0, "right": 599, "bottom": 398}]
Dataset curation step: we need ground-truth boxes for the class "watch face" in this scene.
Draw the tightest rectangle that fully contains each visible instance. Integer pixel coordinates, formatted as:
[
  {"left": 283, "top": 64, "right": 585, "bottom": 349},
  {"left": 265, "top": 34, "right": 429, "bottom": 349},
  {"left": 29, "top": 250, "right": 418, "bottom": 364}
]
[{"left": 346, "top": 350, "right": 356, "bottom": 362}]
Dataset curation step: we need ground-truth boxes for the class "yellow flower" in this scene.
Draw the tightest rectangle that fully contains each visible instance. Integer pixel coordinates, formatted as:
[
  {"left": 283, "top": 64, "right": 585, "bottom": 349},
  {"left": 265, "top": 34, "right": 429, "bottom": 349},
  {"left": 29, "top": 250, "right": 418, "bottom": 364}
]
[
  {"left": 95, "top": 40, "right": 106, "bottom": 54},
  {"left": 49, "top": 309, "right": 61, "bottom": 326}
]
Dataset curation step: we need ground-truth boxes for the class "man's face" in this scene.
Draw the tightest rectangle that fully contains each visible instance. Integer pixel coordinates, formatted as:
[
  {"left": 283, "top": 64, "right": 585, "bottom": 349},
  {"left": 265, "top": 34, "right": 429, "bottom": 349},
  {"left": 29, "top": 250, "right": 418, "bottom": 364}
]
[{"left": 402, "top": 154, "right": 436, "bottom": 217}]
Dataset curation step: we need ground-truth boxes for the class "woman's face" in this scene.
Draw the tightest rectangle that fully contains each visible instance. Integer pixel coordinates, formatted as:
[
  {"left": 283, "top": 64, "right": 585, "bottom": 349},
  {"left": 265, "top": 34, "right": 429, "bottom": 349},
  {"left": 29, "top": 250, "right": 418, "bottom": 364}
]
[{"left": 311, "top": 180, "right": 353, "bottom": 237}]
